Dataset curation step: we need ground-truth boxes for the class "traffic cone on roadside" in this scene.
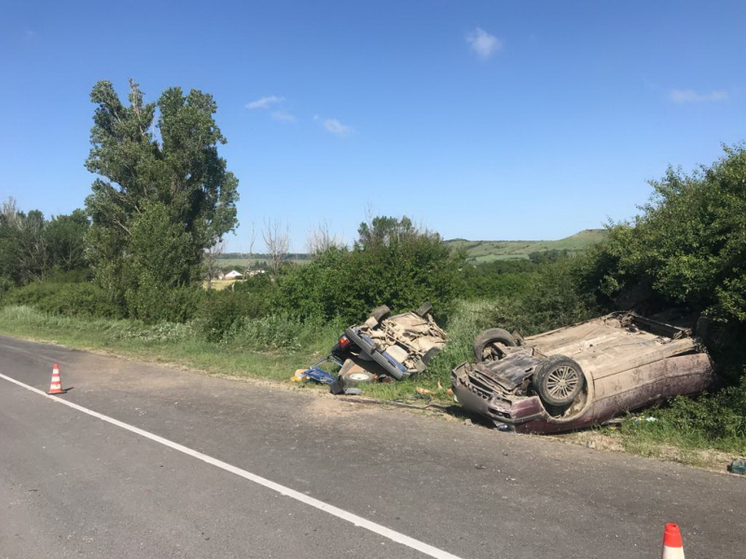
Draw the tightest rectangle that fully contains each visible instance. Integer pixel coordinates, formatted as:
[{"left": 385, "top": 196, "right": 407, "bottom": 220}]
[
  {"left": 48, "top": 363, "right": 65, "bottom": 395},
  {"left": 662, "top": 523, "right": 685, "bottom": 559}
]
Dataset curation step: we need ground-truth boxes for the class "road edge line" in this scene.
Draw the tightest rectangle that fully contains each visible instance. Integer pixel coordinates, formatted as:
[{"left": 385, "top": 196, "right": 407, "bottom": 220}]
[{"left": 0, "top": 372, "right": 462, "bottom": 559}]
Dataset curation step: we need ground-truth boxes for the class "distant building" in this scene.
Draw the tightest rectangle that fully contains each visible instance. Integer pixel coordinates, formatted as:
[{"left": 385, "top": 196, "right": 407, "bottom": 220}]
[{"left": 223, "top": 270, "right": 243, "bottom": 280}]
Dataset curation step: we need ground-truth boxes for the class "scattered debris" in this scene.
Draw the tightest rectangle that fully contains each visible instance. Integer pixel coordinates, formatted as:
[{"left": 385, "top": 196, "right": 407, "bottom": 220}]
[{"left": 728, "top": 459, "right": 746, "bottom": 475}]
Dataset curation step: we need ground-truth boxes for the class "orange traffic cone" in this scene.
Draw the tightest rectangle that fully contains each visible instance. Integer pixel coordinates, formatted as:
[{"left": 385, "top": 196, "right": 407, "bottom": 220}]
[
  {"left": 662, "top": 523, "right": 685, "bottom": 559},
  {"left": 48, "top": 363, "right": 65, "bottom": 395}
]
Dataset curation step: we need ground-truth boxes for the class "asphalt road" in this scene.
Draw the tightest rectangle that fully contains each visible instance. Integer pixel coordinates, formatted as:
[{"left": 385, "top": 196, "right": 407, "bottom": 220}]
[{"left": 1, "top": 335, "right": 744, "bottom": 558}]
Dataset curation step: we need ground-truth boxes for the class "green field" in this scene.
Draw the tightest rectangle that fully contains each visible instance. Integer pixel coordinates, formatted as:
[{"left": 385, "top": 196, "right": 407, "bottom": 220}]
[
  {"left": 219, "top": 230, "right": 608, "bottom": 268},
  {"left": 445, "top": 229, "right": 608, "bottom": 263}
]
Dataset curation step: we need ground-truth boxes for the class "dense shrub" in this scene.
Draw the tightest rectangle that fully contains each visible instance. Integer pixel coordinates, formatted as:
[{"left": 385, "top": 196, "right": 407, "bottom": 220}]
[
  {"left": 277, "top": 233, "right": 463, "bottom": 324},
  {"left": 461, "top": 265, "right": 535, "bottom": 299},
  {"left": 125, "top": 283, "right": 205, "bottom": 324},
  {"left": 585, "top": 145, "right": 746, "bottom": 321},
  {"left": 197, "top": 289, "right": 272, "bottom": 342},
  {"left": 44, "top": 268, "right": 93, "bottom": 283},
  {"left": 468, "top": 257, "right": 598, "bottom": 337},
  {"left": 3, "top": 281, "right": 124, "bottom": 319}
]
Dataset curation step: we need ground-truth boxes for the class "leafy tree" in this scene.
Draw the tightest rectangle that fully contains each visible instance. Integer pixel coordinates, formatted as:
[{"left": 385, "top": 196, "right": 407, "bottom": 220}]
[
  {"left": 84, "top": 79, "right": 239, "bottom": 310},
  {"left": 45, "top": 209, "right": 89, "bottom": 272},
  {"left": 0, "top": 199, "right": 47, "bottom": 284},
  {"left": 586, "top": 145, "right": 746, "bottom": 322},
  {"left": 356, "top": 216, "right": 420, "bottom": 249},
  {"left": 278, "top": 216, "right": 463, "bottom": 322}
]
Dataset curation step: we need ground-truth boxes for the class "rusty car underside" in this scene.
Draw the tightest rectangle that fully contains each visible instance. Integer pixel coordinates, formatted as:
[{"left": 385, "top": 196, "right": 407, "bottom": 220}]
[{"left": 452, "top": 312, "right": 714, "bottom": 433}]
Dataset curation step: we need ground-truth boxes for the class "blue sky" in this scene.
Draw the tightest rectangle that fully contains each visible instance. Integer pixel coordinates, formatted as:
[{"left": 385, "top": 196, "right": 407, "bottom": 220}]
[{"left": 1, "top": 0, "right": 744, "bottom": 251}]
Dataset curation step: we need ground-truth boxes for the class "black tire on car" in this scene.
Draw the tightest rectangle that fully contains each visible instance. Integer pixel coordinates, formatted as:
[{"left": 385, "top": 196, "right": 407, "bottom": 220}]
[
  {"left": 370, "top": 305, "right": 391, "bottom": 322},
  {"left": 473, "top": 328, "right": 517, "bottom": 363},
  {"left": 415, "top": 302, "right": 432, "bottom": 317},
  {"left": 533, "top": 355, "right": 585, "bottom": 407}
]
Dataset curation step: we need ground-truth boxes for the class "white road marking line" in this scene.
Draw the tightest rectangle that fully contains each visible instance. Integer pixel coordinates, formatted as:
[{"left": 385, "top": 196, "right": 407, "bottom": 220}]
[{"left": 0, "top": 372, "right": 462, "bottom": 559}]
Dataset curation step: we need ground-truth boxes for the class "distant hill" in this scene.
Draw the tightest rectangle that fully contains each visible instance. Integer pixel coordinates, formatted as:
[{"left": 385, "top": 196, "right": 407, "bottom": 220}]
[
  {"left": 445, "top": 229, "right": 608, "bottom": 263},
  {"left": 217, "top": 229, "right": 608, "bottom": 267}
]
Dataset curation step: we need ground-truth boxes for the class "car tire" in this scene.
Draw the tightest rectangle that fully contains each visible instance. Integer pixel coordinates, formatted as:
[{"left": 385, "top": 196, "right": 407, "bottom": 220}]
[
  {"left": 415, "top": 302, "right": 432, "bottom": 317},
  {"left": 370, "top": 305, "right": 391, "bottom": 322},
  {"left": 473, "top": 328, "right": 517, "bottom": 363},
  {"left": 340, "top": 370, "right": 376, "bottom": 387},
  {"left": 533, "top": 355, "right": 585, "bottom": 407}
]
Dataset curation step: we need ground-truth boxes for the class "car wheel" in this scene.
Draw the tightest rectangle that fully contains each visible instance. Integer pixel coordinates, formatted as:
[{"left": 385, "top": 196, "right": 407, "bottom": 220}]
[
  {"left": 473, "top": 328, "right": 517, "bottom": 363},
  {"left": 415, "top": 302, "right": 432, "bottom": 317},
  {"left": 370, "top": 305, "right": 391, "bottom": 322},
  {"left": 340, "top": 370, "right": 376, "bottom": 387},
  {"left": 534, "top": 355, "right": 585, "bottom": 407}
]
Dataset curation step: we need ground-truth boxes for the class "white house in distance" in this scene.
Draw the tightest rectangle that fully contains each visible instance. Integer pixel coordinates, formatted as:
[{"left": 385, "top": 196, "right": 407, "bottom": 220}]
[{"left": 219, "top": 270, "right": 243, "bottom": 280}]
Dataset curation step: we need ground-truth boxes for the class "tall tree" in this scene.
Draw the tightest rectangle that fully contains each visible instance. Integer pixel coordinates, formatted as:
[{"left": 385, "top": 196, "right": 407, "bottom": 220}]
[
  {"left": 356, "top": 216, "right": 425, "bottom": 249},
  {"left": 84, "top": 79, "right": 239, "bottom": 300},
  {"left": 46, "top": 209, "right": 89, "bottom": 272},
  {"left": 0, "top": 199, "right": 48, "bottom": 284}
]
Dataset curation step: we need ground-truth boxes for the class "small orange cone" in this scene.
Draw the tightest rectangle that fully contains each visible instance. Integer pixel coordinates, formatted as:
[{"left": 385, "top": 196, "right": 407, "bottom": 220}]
[
  {"left": 662, "top": 523, "right": 685, "bottom": 559},
  {"left": 48, "top": 363, "right": 65, "bottom": 395}
]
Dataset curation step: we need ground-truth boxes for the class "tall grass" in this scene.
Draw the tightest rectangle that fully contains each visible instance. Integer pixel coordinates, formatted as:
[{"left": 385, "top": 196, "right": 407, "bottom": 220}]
[{"left": 0, "top": 305, "right": 332, "bottom": 383}]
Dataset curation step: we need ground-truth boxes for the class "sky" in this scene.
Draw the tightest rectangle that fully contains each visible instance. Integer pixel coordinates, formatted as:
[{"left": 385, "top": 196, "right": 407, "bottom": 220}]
[{"left": 1, "top": 0, "right": 744, "bottom": 252}]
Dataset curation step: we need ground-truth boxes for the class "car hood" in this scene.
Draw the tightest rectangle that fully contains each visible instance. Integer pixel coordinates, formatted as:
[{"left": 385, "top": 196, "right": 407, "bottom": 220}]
[{"left": 475, "top": 351, "right": 543, "bottom": 392}]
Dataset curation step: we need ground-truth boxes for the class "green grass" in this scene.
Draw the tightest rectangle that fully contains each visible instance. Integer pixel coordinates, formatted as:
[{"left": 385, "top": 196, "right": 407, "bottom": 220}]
[
  {"left": 0, "top": 305, "right": 321, "bottom": 384},
  {"left": 0, "top": 305, "right": 453, "bottom": 403},
  {"left": 446, "top": 229, "right": 608, "bottom": 263}
]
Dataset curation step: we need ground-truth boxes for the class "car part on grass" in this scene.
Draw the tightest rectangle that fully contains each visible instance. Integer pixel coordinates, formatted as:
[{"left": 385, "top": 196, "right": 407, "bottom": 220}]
[
  {"left": 728, "top": 459, "right": 746, "bottom": 475},
  {"left": 293, "top": 358, "right": 339, "bottom": 384},
  {"left": 452, "top": 311, "right": 715, "bottom": 434},
  {"left": 338, "top": 359, "right": 377, "bottom": 386}
]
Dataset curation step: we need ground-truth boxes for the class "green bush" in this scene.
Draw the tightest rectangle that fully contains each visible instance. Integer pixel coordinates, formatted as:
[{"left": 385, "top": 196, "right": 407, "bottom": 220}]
[
  {"left": 461, "top": 264, "right": 535, "bottom": 299},
  {"left": 277, "top": 234, "right": 463, "bottom": 324},
  {"left": 468, "top": 258, "right": 598, "bottom": 337},
  {"left": 196, "top": 289, "right": 271, "bottom": 342},
  {"left": 585, "top": 145, "right": 746, "bottom": 321},
  {"left": 3, "top": 281, "right": 124, "bottom": 319},
  {"left": 125, "top": 282, "right": 204, "bottom": 324}
]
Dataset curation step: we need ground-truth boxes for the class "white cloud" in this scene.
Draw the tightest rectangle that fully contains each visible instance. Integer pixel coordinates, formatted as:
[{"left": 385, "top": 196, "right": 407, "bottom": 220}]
[
  {"left": 271, "top": 110, "right": 296, "bottom": 122},
  {"left": 466, "top": 27, "right": 502, "bottom": 59},
  {"left": 246, "top": 95, "right": 285, "bottom": 110},
  {"left": 669, "top": 89, "right": 728, "bottom": 104},
  {"left": 323, "top": 118, "right": 353, "bottom": 137}
]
